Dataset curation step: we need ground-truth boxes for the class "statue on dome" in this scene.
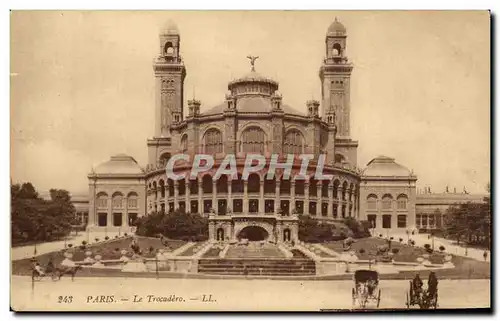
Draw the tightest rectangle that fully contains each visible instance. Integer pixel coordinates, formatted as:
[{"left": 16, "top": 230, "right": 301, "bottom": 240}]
[{"left": 246, "top": 55, "right": 259, "bottom": 71}]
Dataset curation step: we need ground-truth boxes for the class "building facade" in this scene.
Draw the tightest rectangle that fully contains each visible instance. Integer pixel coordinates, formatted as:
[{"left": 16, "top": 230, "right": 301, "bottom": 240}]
[{"left": 84, "top": 19, "right": 478, "bottom": 239}]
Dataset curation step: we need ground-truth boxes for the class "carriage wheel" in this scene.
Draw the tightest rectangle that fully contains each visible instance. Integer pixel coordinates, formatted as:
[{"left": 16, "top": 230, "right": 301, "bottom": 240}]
[
  {"left": 406, "top": 292, "right": 410, "bottom": 308},
  {"left": 51, "top": 271, "right": 60, "bottom": 281},
  {"left": 434, "top": 292, "right": 438, "bottom": 309},
  {"left": 352, "top": 288, "right": 356, "bottom": 307},
  {"left": 377, "top": 289, "right": 381, "bottom": 308}
]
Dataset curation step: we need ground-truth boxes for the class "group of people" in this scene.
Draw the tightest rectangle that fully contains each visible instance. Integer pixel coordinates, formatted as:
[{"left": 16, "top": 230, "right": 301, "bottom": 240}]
[{"left": 412, "top": 272, "right": 438, "bottom": 297}]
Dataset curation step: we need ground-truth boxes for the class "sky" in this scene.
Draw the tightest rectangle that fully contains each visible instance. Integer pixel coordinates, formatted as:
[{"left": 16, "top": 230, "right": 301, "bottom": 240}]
[{"left": 10, "top": 11, "right": 490, "bottom": 195}]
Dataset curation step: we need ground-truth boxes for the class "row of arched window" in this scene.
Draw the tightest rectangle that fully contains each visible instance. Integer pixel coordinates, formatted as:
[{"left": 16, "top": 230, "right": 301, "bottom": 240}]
[
  {"left": 148, "top": 175, "right": 358, "bottom": 200},
  {"left": 366, "top": 194, "right": 408, "bottom": 211},
  {"left": 183, "top": 127, "right": 307, "bottom": 155},
  {"left": 96, "top": 192, "right": 139, "bottom": 209}
]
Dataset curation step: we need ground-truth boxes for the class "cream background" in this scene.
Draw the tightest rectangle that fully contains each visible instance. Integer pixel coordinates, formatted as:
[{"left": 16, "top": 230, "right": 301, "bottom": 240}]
[{"left": 10, "top": 11, "right": 490, "bottom": 194}]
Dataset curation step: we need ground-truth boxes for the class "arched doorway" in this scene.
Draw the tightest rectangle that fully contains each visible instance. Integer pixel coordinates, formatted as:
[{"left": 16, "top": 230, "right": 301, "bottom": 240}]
[
  {"left": 238, "top": 225, "right": 269, "bottom": 241},
  {"left": 216, "top": 228, "right": 225, "bottom": 241},
  {"left": 283, "top": 228, "right": 291, "bottom": 242}
]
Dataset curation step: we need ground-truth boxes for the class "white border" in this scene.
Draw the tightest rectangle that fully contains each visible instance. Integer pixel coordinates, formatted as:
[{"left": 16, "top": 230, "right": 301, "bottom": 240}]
[{"left": 3, "top": 1, "right": 498, "bottom": 320}]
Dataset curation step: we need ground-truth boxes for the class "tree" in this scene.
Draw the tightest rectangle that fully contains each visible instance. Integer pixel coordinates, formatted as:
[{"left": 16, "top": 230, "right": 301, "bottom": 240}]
[
  {"left": 342, "top": 217, "right": 371, "bottom": 239},
  {"left": 445, "top": 199, "right": 490, "bottom": 248},
  {"left": 298, "top": 215, "right": 338, "bottom": 243},
  {"left": 11, "top": 183, "right": 75, "bottom": 245},
  {"left": 135, "top": 209, "right": 209, "bottom": 241}
]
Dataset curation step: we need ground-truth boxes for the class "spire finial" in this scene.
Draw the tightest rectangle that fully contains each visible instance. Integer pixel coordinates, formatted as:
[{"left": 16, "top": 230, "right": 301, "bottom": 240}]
[
  {"left": 246, "top": 55, "right": 259, "bottom": 72},
  {"left": 193, "top": 86, "right": 196, "bottom": 100}
]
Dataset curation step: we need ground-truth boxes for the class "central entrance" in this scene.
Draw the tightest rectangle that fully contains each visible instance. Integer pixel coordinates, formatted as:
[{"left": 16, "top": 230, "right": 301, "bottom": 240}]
[{"left": 237, "top": 225, "right": 269, "bottom": 241}]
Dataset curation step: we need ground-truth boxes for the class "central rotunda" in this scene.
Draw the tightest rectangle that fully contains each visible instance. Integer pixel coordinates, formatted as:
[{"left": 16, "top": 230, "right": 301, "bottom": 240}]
[{"left": 140, "top": 19, "right": 361, "bottom": 243}]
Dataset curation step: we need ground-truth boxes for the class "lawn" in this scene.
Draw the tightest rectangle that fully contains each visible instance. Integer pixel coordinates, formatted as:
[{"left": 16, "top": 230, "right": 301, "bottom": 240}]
[
  {"left": 323, "top": 237, "right": 446, "bottom": 263},
  {"left": 202, "top": 246, "right": 223, "bottom": 258},
  {"left": 12, "top": 236, "right": 186, "bottom": 276},
  {"left": 322, "top": 237, "right": 490, "bottom": 279}
]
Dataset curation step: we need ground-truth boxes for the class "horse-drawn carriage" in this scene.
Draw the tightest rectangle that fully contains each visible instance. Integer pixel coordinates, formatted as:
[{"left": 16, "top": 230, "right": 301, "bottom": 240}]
[
  {"left": 352, "top": 270, "right": 381, "bottom": 309},
  {"left": 31, "top": 260, "right": 82, "bottom": 282},
  {"left": 405, "top": 272, "right": 439, "bottom": 309}
]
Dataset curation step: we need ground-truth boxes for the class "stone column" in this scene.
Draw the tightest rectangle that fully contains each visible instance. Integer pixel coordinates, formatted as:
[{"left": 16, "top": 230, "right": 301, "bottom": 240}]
[
  {"left": 328, "top": 183, "right": 334, "bottom": 217},
  {"left": 304, "top": 182, "right": 310, "bottom": 215},
  {"left": 291, "top": 181, "right": 296, "bottom": 212},
  {"left": 107, "top": 198, "right": 112, "bottom": 227},
  {"left": 185, "top": 178, "right": 191, "bottom": 213},
  {"left": 228, "top": 180, "right": 232, "bottom": 204},
  {"left": 275, "top": 183, "right": 280, "bottom": 212},
  {"left": 243, "top": 181, "right": 249, "bottom": 213},
  {"left": 165, "top": 183, "right": 169, "bottom": 200},
  {"left": 198, "top": 180, "right": 203, "bottom": 214},
  {"left": 174, "top": 180, "right": 179, "bottom": 210},
  {"left": 123, "top": 200, "right": 128, "bottom": 227},
  {"left": 317, "top": 183, "right": 322, "bottom": 215},
  {"left": 212, "top": 181, "right": 218, "bottom": 214},
  {"left": 209, "top": 221, "right": 215, "bottom": 241},
  {"left": 259, "top": 180, "right": 264, "bottom": 214}
]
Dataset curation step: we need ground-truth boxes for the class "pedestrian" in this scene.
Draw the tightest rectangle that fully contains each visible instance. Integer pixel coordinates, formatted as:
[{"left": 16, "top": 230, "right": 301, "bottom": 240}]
[{"left": 483, "top": 251, "right": 488, "bottom": 261}]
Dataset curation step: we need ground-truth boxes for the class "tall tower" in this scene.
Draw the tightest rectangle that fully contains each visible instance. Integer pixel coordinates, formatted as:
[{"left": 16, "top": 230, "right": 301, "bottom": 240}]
[
  {"left": 319, "top": 18, "right": 358, "bottom": 165},
  {"left": 153, "top": 20, "right": 187, "bottom": 137},
  {"left": 148, "top": 20, "right": 187, "bottom": 168}
]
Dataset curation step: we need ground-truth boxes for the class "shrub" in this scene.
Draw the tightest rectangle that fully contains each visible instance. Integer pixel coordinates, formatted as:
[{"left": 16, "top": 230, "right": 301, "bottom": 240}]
[
  {"left": 67, "top": 243, "right": 73, "bottom": 248},
  {"left": 424, "top": 243, "right": 431, "bottom": 250},
  {"left": 79, "top": 245, "right": 86, "bottom": 250},
  {"left": 439, "top": 245, "right": 446, "bottom": 252},
  {"left": 95, "top": 238, "right": 100, "bottom": 242},
  {"left": 149, "top": 246, "right": 154, "bottom": 253},
  {"left": 399, "top": 238, "right": 403, "bottom": 242},
  {"left": 410, "top": 240, "right": 416, "bottom": 246},
  {"left": 392, "top": 248, "right": 400, "bottom": 254},
  {"left": 342, "top": 218, "right": 371, "bottom": 239},
  {"left": 114, "top": 247, "right": 120, "bottom": 252},
  {"left": 359, "top": 248, "right": 366, "bottom": 254},
  {"left": 426, "top": 248, "right": 433, "bottom": 254},
  {"left": 379, "top": 234, "right": 383, "bottom": 238},
  {"left": 115, "top": 235, "right": 118, "bottom": 239},
  {"left": 105, "top": 236, "right": 109, "bottom": 240},
  {"left": 390, "top": 237, "right": 394, "bottom": 240},
  {"left": 124, "top": 233, "right": 128, "bottom": 237},
  {"left": 82, "top": 240, "right": 87, "bottom": 245}
]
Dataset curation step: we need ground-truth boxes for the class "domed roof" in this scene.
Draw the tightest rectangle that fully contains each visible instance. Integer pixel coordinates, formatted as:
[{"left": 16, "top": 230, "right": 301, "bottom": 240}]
[
  {"left": 201, "top": 98, "right": 305, "bottom": 116},
  {"left": 362, "top": 155, "right": 412, "bottom": 177},
  {"left": 161, "top": 19, "right": 179, "bottom": 35},
  {"left": 327, "top": 17, "right": 347, "bottom": 36},
  {"left": 94, "top": 154, "right": 143, "bottom": 175}
]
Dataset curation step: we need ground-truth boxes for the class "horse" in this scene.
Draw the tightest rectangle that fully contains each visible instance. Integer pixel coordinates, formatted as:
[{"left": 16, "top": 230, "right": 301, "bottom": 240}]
[{"left": 54, "top": 265, "right": 82, "bottom": 281}]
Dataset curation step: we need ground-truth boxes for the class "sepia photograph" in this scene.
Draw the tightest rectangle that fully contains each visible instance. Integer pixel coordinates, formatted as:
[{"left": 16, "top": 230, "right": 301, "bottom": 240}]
[{"left": 9, "top": 10, "right": 491, "bottom": 312}]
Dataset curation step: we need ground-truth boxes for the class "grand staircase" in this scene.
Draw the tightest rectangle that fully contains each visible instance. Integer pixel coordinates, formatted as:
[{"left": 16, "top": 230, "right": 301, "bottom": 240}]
[{"left": 197, "top": 258, "right": 316, "bottom": 276}]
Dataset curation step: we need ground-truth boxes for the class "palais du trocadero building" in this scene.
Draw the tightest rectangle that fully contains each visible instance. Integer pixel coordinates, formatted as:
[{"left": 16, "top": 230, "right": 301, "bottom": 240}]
[{"left": 86, "top": 19, "right": 418, "bottom": 242}]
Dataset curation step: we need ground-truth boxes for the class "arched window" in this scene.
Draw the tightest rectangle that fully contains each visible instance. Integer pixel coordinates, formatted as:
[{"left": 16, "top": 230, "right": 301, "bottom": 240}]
[
  {"left": 164, "top": 42, "right": 174, "bottom": 55},
  {"left": 283, "top": 129, "right": 303, "bottom": 155},
  {"left": 335, "top": 153, "right": 346, "bottom": 164},
  {"left": 181, "top": 134, "right": 188, "bottom": 153},
  {"left": 112, "top": 192, "right": 123, "bottom": 208},
  {"left": 382, "top": 194, "right": 393, "bottom": 210},
  {"left": 202, "top": 175, "right": 213, "bottom": 194},
  {"left": 397, "top": 194, "right": 408, "bottom": 210},
  {"left": 127, "top": 192, "right": 138, "bottom": 209},
  {"left": 159, "top": 153, "right": 171, "bottom": 167},
  {"left": 159, "top": 179, "right": 165, "bottom": 198},
  {"left": 247, "top": 174, "right": 261, "bottom": 194},
  {"left": 241, "top": 127, "right": 265, "bottom": 154},
  {"left": 204, "top": 128, "right": 223, "bottom": 154},
  {"left": 217, "top": 175, "right": 228, "bottom": 194},
  {"left": 96, "top": 193, "right": 108, "bottom": 208},
  {"left": 332, "top": 43, "right": 342, "bottom": 56},
  {"left": 367, "top": 194, "right": 378, "bottom": 210},
  {"left": 232, "top": 173, "right": 244, "bottom": 194}
]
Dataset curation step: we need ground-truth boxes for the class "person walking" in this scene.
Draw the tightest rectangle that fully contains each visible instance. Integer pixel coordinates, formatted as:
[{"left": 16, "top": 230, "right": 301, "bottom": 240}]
[{"left": 483, "top": 250, "right": 488, "bottom": 261}]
